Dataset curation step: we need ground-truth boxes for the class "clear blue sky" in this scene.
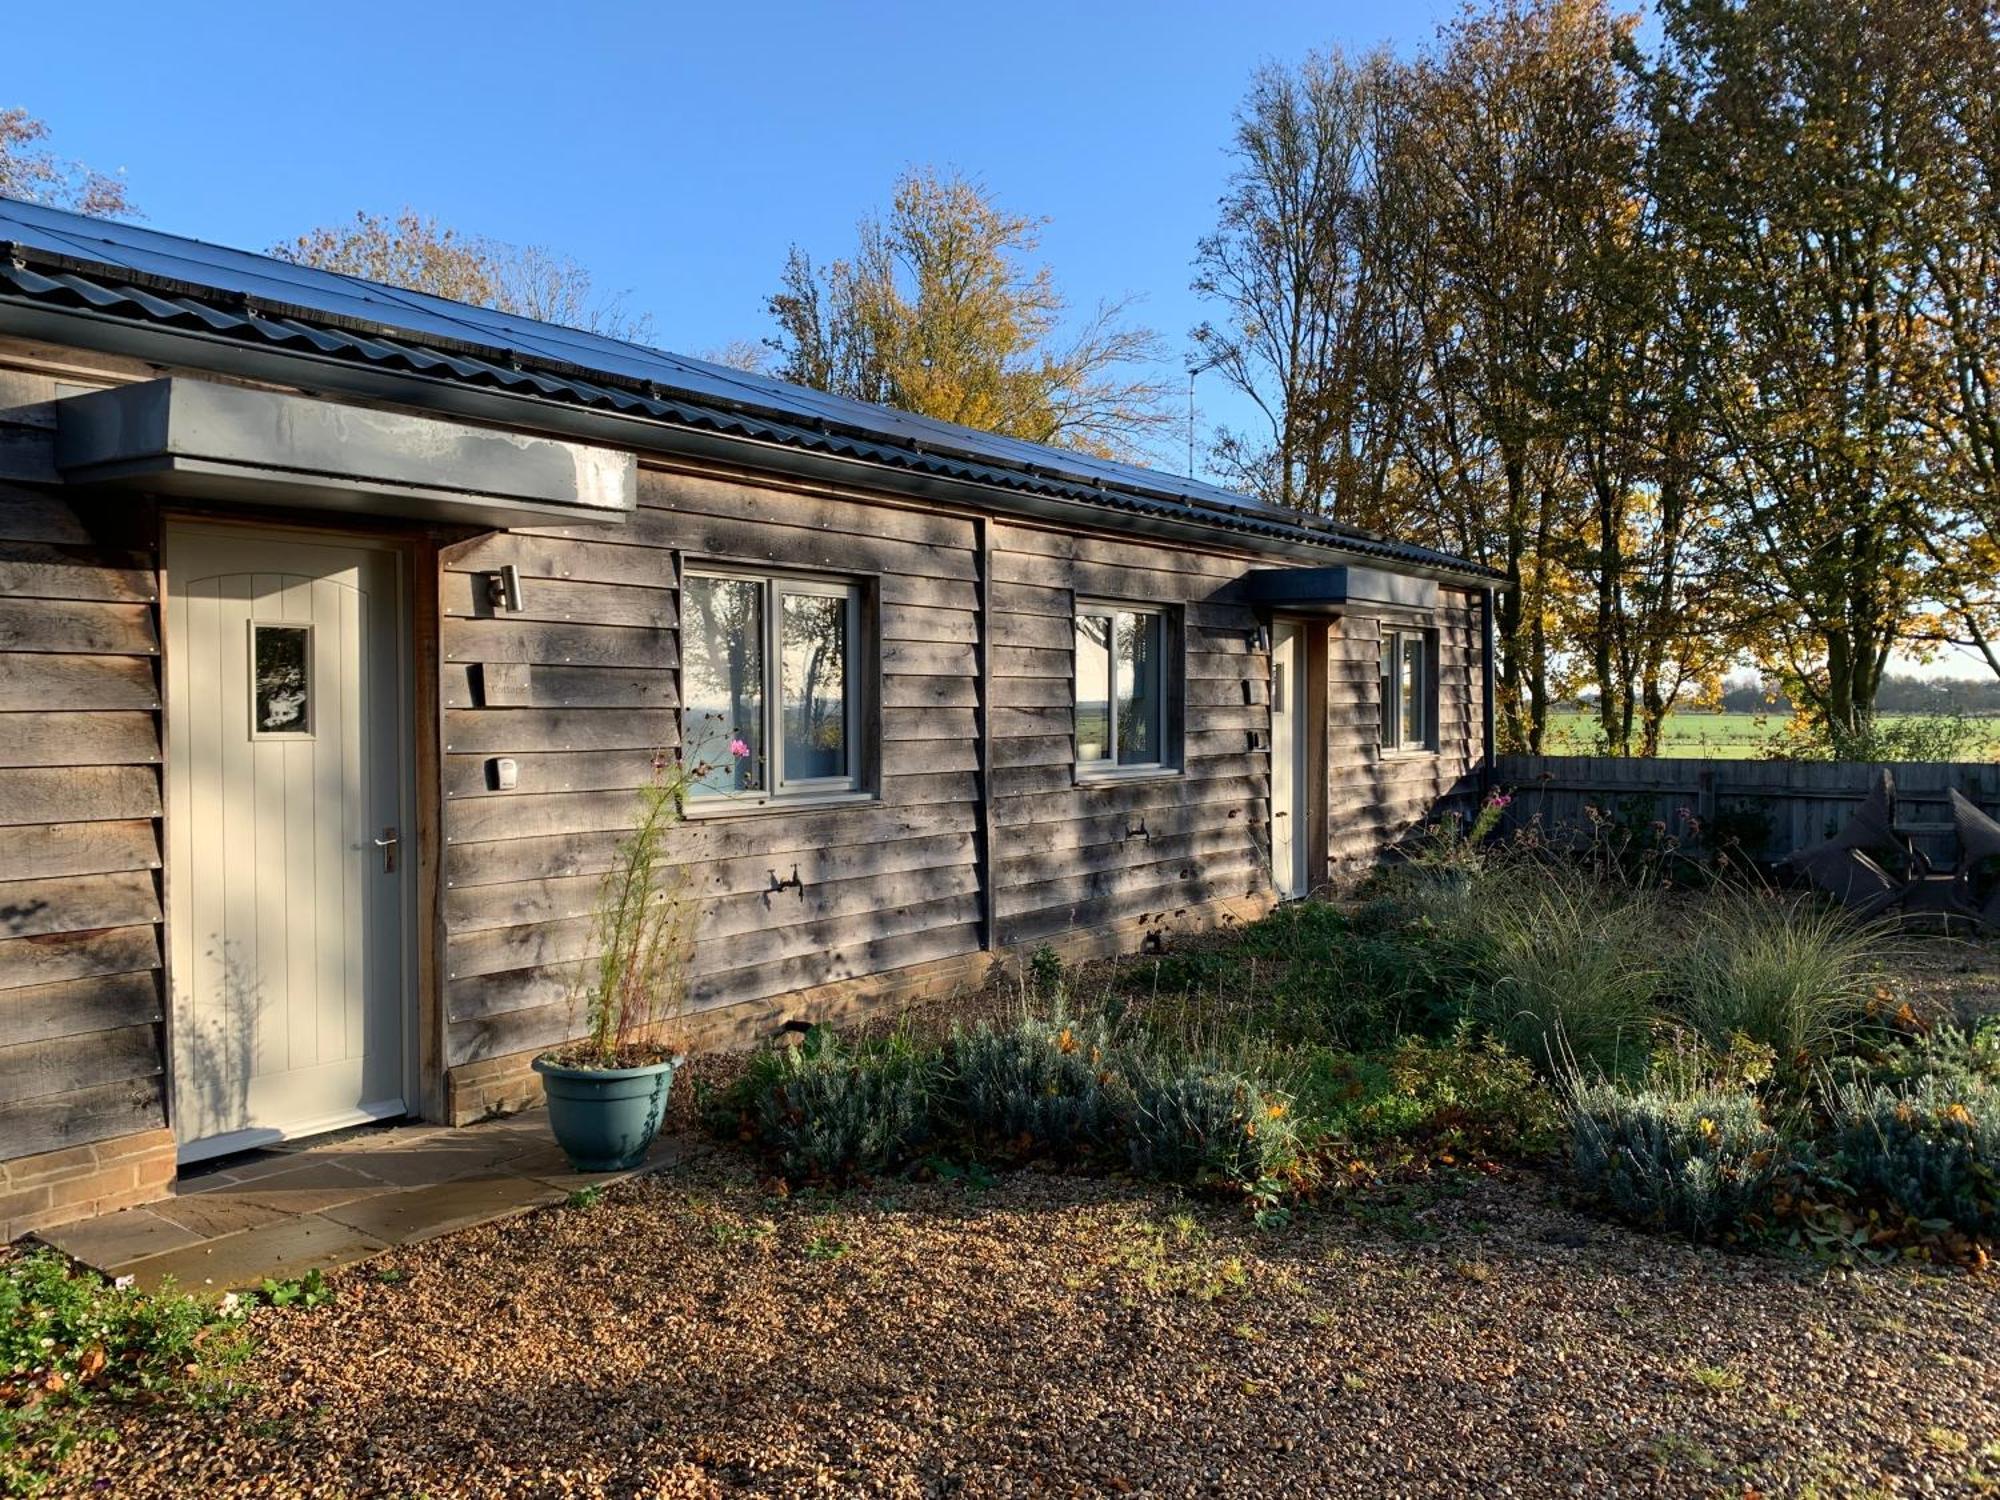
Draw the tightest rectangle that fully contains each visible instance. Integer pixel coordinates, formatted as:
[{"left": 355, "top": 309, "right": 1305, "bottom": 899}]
[{"left": 9, "top": 0, "right": 1461, "bottom": 474}]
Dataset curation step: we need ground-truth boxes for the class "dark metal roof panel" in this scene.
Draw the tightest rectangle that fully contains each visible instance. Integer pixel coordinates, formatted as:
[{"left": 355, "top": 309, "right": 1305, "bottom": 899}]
[{"left": 0, "top": 196, "right": 1500, "bottom": 580}]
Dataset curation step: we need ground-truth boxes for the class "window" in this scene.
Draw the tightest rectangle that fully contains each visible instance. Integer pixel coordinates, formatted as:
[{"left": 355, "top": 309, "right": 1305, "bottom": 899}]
[
  {"left": 1075, "top": 602, "right": 1173, "bottom": 775},
  {"left": 682, "top": 569, "right": 865, "bottom": 803},
  {"left": 250, "top": 623, "right": 312, "bottom": 738},
  {"left": 1379, "top": 627, "right": 1435, "bottom": 752}
]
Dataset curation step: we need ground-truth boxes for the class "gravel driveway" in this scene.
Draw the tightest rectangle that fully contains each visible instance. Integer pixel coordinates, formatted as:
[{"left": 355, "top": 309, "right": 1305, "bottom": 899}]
[{"left": 55, "top": 1149, "right": 1999, "bottom": 1498}]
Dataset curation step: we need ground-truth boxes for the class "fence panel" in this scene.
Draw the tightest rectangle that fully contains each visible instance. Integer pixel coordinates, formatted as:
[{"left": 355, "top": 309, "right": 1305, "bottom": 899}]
[{"left": 1493, "top": 755, "right": 2000, "bottom": 867}]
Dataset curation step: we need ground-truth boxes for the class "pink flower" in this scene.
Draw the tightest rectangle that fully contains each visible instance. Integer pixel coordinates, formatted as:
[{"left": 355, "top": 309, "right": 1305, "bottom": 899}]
[{"left": 729, "top": 737, "right": 751, "bottom": 758}]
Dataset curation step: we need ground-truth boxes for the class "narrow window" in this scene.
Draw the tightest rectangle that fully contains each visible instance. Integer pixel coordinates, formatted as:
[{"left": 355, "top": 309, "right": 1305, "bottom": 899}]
[
  {"left": 1076, "top": 602, "right": 1173, "bottom": 775},
  {"left": 684, "top": 569, "right": 864, "bottom": 803},
  {"left": 1380, "top": 627, "right": 1436, "bottom": 752},
  {"left": 250, "top": 622, "right": 313, "bottom": 738}
]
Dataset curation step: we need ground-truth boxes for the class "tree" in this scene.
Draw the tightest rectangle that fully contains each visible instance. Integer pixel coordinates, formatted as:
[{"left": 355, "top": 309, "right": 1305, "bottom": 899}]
[
  {"left": 0, "top": 108, "right": 134, "bottom": 217},
  {"left": 1649, "top": 0, "right": 1949, "bottom": 741},
  {"left": 766, "top": 168, "right": 1171, "bottom": 458},
  {"left": 1907, "top": 1, "right": 2000, "bottom": 681},
  {"left": 1190, "top": 50, "right": 1411, "bottom": 514},
  {"left": 272, "top": 209, "right": 651, "bottom": 341},
  {"left": 1386, "top": 0, "right": 1637, "bottom": 751}
]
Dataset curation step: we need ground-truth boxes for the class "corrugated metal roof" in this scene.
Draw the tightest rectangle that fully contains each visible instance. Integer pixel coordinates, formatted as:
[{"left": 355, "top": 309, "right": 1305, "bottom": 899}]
[{"left": 0, "top": 197, "right": 1500, "bottom": 580}]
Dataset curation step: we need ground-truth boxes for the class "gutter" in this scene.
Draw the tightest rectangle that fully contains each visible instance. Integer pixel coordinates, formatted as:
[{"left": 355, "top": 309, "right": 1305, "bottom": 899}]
[{"left": 0, "top": 296, "right": 1503, "bottom": 590}]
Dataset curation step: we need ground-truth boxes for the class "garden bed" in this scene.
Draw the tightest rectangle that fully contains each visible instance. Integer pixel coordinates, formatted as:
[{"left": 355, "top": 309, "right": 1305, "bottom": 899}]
[{"left": 13, "top": 859, "right": 2000, "bottom": 1495}]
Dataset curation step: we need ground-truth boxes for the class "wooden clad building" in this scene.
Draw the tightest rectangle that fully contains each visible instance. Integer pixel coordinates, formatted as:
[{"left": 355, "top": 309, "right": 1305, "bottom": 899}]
[{"left": 0, "top": 199, "right": 1498, "bottom": 1237}]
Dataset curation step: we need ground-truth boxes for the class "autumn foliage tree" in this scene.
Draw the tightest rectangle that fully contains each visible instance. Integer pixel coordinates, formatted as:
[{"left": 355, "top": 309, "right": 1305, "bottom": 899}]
[
  {"left": 0, "top": 108, "right": 133, "bottom": 218},
  {"left": 1194, "top": 0, "right": 2000, "bottom": 754},
  {"left": 273, "top": 209, "right": 651, "bottom": 341},
  {"left": 766, "top": 168, "right": 1172, "bottom": 458}
]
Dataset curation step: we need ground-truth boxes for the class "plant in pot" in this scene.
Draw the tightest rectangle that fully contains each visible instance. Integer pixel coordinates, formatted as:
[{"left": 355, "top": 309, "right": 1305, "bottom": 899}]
[{"left": 533, "top": 758, "right": 696, "bottom": 1172}]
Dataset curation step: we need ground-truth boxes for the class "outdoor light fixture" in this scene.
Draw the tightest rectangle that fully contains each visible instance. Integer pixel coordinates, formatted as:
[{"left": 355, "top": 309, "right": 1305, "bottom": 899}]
[
  {"left": 1251, "top": 623, "right": 1270, "bottom": 653},
  {"left": 487, "top": 564, "right": 525, "bottom": 612}
]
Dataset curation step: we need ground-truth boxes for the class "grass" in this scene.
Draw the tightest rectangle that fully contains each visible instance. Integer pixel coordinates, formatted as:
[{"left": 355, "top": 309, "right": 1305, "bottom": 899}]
[{"left": 1544, "top": 708, "right": 2000, "bottom": 760}]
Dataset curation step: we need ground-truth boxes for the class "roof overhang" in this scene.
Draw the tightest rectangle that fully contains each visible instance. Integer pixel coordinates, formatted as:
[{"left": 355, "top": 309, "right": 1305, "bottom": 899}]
[
  {"left": 53, "top": 377, "right": 637, "bottom": 528},
  {"left": 2, "top": 282, "right": 1498, "bottom": 583},
  {"left": 1240, "top": 565, "right": 1440, "bottom": 616}
]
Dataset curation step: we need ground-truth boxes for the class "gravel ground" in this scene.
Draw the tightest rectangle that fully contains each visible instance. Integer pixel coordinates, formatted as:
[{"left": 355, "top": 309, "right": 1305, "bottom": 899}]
[{"left": 52, "top": 1150, "right": 1999, "bottom": 1499}]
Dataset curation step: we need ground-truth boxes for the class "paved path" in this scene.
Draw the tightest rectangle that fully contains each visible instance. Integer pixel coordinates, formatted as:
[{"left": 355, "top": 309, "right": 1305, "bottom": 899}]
[{"left": 37, "top": 1111, "right": 693, "bottom": 1292}]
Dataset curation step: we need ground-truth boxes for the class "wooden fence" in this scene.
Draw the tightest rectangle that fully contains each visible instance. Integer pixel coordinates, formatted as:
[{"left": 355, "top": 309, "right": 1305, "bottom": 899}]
[{"left": 1493, "top": 755, "right": 2000, "bottom": 868}]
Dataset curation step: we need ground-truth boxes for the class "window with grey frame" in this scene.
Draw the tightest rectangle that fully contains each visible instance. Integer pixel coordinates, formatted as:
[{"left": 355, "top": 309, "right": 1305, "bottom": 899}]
[
  {"left": 1378, "top": 626, "right": 1436, "bottom": 752},
  {"left": 1074, "top": 601, "right": 1176, "bottom": 776},
  {"left": 681, "top": 568, "right": 867, "bottom": 804}
]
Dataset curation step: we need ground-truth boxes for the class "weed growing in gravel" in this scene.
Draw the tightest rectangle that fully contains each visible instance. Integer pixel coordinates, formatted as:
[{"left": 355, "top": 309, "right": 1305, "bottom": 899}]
[
  {"left": 1111, "top": 1215, "right": 1251, "bottom": 1301},
  {"left": 253, "top": 1270, "right": 333, "bottom": 1311},
  {"left": 2, "top": 1249, "right": 250, "bottom": 1493},
  {"left": 565, "top": 1185, "right": 605, "bottom": 1211}
]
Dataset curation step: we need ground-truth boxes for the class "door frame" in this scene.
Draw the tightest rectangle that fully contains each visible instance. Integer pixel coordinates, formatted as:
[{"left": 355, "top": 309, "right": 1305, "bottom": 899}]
[
  {"left": 158, "top": 512, "right": 431, "bottom": 1161},
  {"left": 1267, "top": 616, "right": 1327, "bottom": 900}
]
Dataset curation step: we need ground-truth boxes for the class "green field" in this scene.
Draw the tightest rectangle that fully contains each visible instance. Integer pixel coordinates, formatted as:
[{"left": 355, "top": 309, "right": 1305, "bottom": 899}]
[{"left": 1542, "top": 709, "right": 2000, "bottom": 759}]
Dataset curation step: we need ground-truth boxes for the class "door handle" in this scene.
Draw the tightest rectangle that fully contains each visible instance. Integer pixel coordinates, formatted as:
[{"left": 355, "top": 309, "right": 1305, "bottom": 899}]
[{"left": 373, "top": 827, "right": 400, "bottom": 874}]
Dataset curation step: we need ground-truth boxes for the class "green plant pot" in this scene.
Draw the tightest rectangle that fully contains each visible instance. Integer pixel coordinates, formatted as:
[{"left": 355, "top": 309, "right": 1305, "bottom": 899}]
[{"left": 532, "top": 1053, "right": 682, "bottom": 1172}]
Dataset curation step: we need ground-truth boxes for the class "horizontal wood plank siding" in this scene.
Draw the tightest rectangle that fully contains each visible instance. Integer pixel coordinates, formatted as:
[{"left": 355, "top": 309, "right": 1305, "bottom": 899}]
[
  {"left": 0, "top": 465, "right": 167, "bottom": 1161},
  {"left": 987, "top": 520, "right": 1274, "bottom": 948},
  {"left": 1324, "top": 594, "right": 1485, "bottom": 872},
  {"left": 437, "top": 466, "right": 987, "bottom": 1066}
]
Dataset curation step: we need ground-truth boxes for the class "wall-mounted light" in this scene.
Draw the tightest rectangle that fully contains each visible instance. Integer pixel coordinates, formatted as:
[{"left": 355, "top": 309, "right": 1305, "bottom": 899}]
[
  {"left": 487, "top": 564, "right": 525, "bottom": 612},
  {"left": 1250, "top": 623, "right": 1269, "bottom": 653}
]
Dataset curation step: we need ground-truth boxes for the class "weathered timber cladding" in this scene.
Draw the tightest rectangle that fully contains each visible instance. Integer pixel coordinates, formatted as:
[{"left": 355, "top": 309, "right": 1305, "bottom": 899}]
[
  {"left": 1325, "top": 595, "right": 1485, "bottom": 872},
  {"left": 0, "top": 367, "right": 168, "bottom": 1162},
  {"left": 987, "top": 522, "right": 1273, "bottom": 947},
  {"left": 437, "top": 467, "right": 988, "bottom": 1067}
]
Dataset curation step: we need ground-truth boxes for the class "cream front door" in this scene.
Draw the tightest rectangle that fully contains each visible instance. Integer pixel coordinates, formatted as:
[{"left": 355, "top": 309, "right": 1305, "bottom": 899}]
[
  {"left": 1269, "top": 621, "right": 1309, "bottom": 899},
  {"left": 165, "top": 524, "right": 411, "bottom": 1161}
]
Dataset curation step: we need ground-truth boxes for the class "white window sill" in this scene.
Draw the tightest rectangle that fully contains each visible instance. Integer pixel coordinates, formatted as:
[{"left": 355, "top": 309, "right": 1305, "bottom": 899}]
[
  {"left": 1380, "top": 746, "right": 1441, "bottom": 761},
  {"left": 682, "top": 790, "right": 877, "bottom": 820}
]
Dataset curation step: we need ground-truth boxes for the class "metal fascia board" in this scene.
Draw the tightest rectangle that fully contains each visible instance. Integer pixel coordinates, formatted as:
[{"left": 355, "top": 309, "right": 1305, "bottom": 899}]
[{"left": 54, "top": 375, "right": 636, "bottom": 521}]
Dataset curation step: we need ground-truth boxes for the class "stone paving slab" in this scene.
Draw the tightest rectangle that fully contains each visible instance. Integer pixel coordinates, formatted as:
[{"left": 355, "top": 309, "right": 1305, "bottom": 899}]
[
  {"left": 114, "top": 1213, "right": 389, "bottom": 1293},
  {"left": 318, "top": 1174, "right": 566, "bottom": 1246},
  {"left": 36, "top": 1207, "right": 205, "bottom": 1270},
  {"left": 176, "top": 1160, "right": 392, "bottom": 1214},
  {"left": 38, "top": 1110, "right": 704, "bottom": 1293}
]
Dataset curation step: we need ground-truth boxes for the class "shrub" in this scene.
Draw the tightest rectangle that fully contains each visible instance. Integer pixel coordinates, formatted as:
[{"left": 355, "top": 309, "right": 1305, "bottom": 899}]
[
  {"left": 1376, "top": 1031, "right": 1560, "bottom": 1158},
  {"left": 1826, "top": 1073, "right": 2000, "bottom": 1237},
  {"left": 950, "top": 1014, "right": 1123, "bottom": 1160},
  {"left": 1461, "top": 876, "right": 1662, "bottom": 1078},
  {"left": 1847, "top": 1018, "right": 2000, "bottom": 1092},
  {"left": 733, "top": 1026, "right": 942, "bottom": 1183},
  {"left": 2, "top": 1250, "right": 249, "bottom": 1490},
  {"left": 1121, "top": 1053, "right": 1298, "bottom": 1189},
  {"left": 1566, "top": 1080, "right": 1782, "bottom": 1240},
  {"left": 1666, "top": 888, "right": 1895, "bottom": 1071},
  {"left": 1285, "top": 1031, "right": 1558, "bottom": 1162}
]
